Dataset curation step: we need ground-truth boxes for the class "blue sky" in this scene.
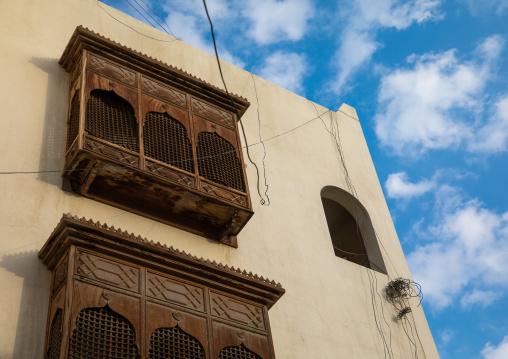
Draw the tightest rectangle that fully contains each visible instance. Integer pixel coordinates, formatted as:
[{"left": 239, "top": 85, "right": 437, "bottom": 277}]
[{"left": 100, "top": 1, "right": 508, "bottom": 357}]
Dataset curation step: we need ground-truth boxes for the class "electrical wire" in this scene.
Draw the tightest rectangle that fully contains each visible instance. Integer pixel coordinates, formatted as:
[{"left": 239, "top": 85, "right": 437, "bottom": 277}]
[
  {"left": 311, "top": 103, "right": 395, "bottom": 359},
  {"left": 123, "top": 0, "right": 159, "bottom": 29},
  {"left": 250, "top": 74, "right": 270, "bottom": 205},
  {"left": 0, "top": 109, "right": 328, "bottom": 175},
  {"left": 385, "top": 278, "right": 423, "bottom": 307},
  {"left": 201, "top": 0, "right": 267, "bottom": 206},
  {"left": 409, "top": 311, "right": 428, "bottom": 359},
  {"left": 134, "top": 0, "right": 178, "bottom": 38},
  {"left": 323, "top": 104, "right": 422, "bottom": 357},
  {"left": 97, "top": 1, "right": 179, "bottom": 43}
]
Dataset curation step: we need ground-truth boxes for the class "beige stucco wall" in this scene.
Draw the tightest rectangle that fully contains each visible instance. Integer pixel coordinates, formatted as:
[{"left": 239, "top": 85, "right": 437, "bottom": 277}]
[{"left": 0, "top": 0, "right": 439, "bottom": 358}]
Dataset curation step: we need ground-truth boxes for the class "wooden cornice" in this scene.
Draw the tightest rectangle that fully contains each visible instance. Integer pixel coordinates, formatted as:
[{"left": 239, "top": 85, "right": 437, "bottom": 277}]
[
  {"left": 59, "top": 26, "right": 250, "bottom": 117},
  {"left": 39, "top": 214, "right": 285, "bottom": 308}
]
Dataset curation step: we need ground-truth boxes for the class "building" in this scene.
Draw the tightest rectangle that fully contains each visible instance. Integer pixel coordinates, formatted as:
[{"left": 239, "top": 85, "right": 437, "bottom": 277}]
[{"left": 0, "top": 0, "right": 439, "bottom": 358}]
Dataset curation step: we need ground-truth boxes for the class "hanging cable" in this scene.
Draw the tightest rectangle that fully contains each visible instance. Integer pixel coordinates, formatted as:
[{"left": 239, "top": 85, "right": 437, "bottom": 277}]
[
  {"left": 97, "top": 1, "right": 179, "bottom": 42},
  {"left": 134, "top": 0, "right": 179, "bottom": 38},
  {"left": 201, "top": 0, "right": 267, "bottom": 205},
  {"left": 310, "top": 102, "right": 395, "bottom": 358},
  {"left": 250, "top": 74, "right": 270, "bottom": 205},
  {"left": 0, "top": 107, "right": 328, "bottom": 175}
]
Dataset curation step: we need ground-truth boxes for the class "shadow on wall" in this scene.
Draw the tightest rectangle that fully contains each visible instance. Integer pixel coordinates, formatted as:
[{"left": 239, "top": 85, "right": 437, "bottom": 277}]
[
  {"left": 0, "top": 250, "right": 51, "bottom": 358},
  {"left": 29, "top": 57, "right": 68, "bottom": 188}
]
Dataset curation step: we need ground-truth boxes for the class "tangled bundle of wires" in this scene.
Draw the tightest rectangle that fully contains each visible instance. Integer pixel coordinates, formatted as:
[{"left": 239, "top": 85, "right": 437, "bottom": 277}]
[
  {"left": 385, "top": 278, "right": 422, "bottom": 304},
  {"left": 385, "top": 278, "right": 423, "bottom": 320}
]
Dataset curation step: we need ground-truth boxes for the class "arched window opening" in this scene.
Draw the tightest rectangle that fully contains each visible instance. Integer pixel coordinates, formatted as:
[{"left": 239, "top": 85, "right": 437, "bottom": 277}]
[
  {"left": 144, "top": 112, "right": 194, "bottom": 173},
  {"left": 68, "top": 305, "right": 139, "bottom": 359},
  {"left": 219, "top": 344, "right": 262, "bottom": 359},
  {"left": 196, "top": 132, "right": 245, "bottom": 192},
  {"left": 148, "top": 325, "right": 205, "bottom": 359},
  {"left": 85, "top": 89, "right": 139, "bottom": 152},
  {"left": 321, "top": 186, "right": 386, "bottom": 273}
]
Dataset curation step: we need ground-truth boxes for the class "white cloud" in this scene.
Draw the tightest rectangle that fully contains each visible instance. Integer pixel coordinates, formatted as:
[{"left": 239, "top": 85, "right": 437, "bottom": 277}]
[
  {"left": 242, "top": 0, "right": 314, "bottom": 45},
  {"left": 375, "top": 35, "right": 505, "bottom": 155},
  {"left": 332, "top": 0, "right": 442, "bottom": 93},
  {"left": 469, "top": 95, "right": 508, "bottom": 153},
  {"left": 482, "top": 336, "right": 508, "bottom": 359},
  {"left": 258, "top": 52, "right": 307, "bottom": 94},
  {"left": 385, "top": 171, "right": 435, "bottom": 199},
  {"left": 352, "top": 0, "right": 441, "bottom": 30},
  {"left": 332, "top": 30, "right": 378, "bottom": 92},
  {"left": 164, "top": 7, "right": 245, "bottom": 67},
  {"left": 460, "top": 289, "right": 502, "bottom": 309},
  {"left": 440, "top": 329, "right": 454, "bottom": 345},
  {"left": 461, "top": 0, "right": 508, "bottom": 15},
  {"left": 407, "top": 194, "right": 508, "bottom": 309}
]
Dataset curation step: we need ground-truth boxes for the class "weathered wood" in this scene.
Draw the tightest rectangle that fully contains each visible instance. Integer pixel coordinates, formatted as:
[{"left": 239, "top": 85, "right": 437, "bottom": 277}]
[
  {"left": 39, "top": 214, "right": 284, "bottom": 359},
  {"left": 60, "top": 27, "right": 253, "bottom": 246}
]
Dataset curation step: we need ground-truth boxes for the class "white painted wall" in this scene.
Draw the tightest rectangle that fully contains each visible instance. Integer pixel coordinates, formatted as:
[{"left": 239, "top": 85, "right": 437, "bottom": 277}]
[{"left": 0, "top": 0, "right": 439, "bottom": 358}]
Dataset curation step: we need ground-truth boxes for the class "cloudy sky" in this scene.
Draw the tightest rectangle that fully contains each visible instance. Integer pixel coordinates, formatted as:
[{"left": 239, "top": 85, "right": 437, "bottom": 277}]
[{"left": 100, "top": 1, "right": 508, "bottom": 357}]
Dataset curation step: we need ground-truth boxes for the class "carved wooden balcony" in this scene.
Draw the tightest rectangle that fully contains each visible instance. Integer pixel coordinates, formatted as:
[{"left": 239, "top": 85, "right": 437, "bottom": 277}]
[
  {"left": 39, "top": 214, "right": 285, "bottom": 359},
  {"left": 59, "top": 27, "right": 253, "bottom": 247}
]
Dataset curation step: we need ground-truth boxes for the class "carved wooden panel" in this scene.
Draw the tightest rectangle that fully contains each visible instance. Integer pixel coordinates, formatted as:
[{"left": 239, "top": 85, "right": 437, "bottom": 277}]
[
  {"left": 52, "top": 257, "right": 68, "bottom": 294},
  {"left": 212, "top": 321, "right": 272, "bottom": 359},
  {"left": 61, "top": 29, "right": 255, "bottom": 248},
  {"left": 142, "top": 95, "right": 190, "bottom": 130},
  {"left": 201, "top": 180, "right": 248, "bottom": 207},
  {"left": 192, "top": 98, "right": 235, "bottom": 129},
  {"left": 65, "top": 139, "right": 80, "bottom": 174},
  {"left": 144, "top": 302, "right": 210, "bottom": 359},
  {"left": 84, "top": 136, "right": 139, "bottom": 166},
  {"left": 75, "top": 252, "right": 140, "bottom": 292},
  {"left": 88, "top": 53, "right": 137, "bottom": 87},
  {"left": 85, "top": 71, "right": 139, "bottom": 116},
  {"left": 146, "top": 272, "right": 205, "bottom": 312},
  {"left": 210, "top": 292, "right": 265, "bottom": 330},
  {"left": 145, "top": 160, "right": 195, "bottom": 188},
  {"left": 142, "top": 77, "right": 187, "bottom": 108},
  {"left": 70, "top": 59, "right": 81, "bottom": 89}
]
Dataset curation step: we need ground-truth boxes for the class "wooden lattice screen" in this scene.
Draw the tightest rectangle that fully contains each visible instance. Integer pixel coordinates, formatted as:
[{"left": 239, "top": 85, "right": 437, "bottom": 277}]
[
  {"left": 148, "top": 326, "right": 205, "bottom": 359},
  {"left": 196, "top": 132, "right": 245, "bottom": 192},
  {"left": 40, "top": 214, "right": 285, "bottom": 359},
  {"left": 61, "top": 27, "right": 255, "bottom": 246},
  {"left": 219, "top": 344, "right": 263, "bottom": 359},
  {"left": 46, "top": 309, "right": 63, "bottom": 359},
  {"left": 144, "top": 112, "right": 194, "bottom": 173},
  {"left": 85, "top": 89, "right": 139, "bottom": 152},
  {"left": 66, "top": 92, "right": 80, "bottom": 151},
  {"left": 68, "top": 306, "right": 139, "bottom": 359}
]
